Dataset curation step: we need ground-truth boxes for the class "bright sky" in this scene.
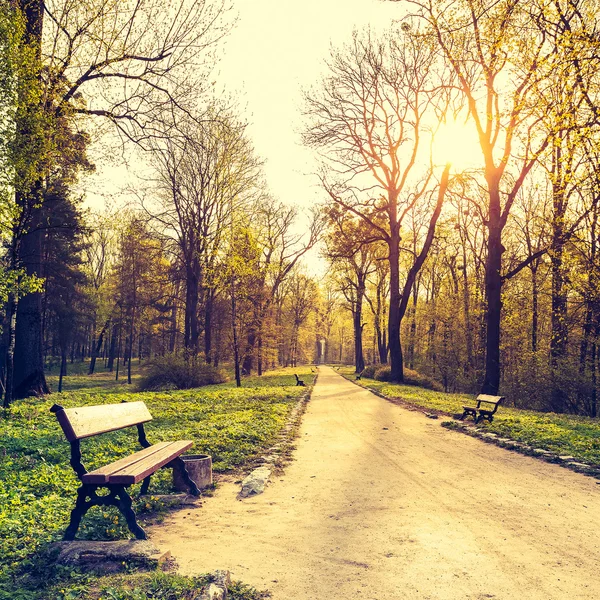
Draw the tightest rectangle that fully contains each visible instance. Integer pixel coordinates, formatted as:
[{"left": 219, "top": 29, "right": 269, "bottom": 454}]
[
  {"left": 82, "top": 0, "right": 403, "bottom": 212},
  {"left": 214, "top": 0, "right": 402, "bottom": 207}
]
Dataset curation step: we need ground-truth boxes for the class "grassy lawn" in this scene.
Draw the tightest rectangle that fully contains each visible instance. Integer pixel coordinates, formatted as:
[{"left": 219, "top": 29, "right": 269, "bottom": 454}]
[
  {"left": 1, "top": 364, "right": 314, "bottom": 599},
  {"left": 339, "top": 367, "right": 600, "bottom": 466}
]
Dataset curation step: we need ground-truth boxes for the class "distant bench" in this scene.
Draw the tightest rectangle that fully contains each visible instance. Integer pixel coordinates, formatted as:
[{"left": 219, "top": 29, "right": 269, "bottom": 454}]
[
  {"left": 460, "top": 394, "right": 505, "bottom": 424},
  {"left": 51, "top": 401, "right": 199, "bottom": 540}
]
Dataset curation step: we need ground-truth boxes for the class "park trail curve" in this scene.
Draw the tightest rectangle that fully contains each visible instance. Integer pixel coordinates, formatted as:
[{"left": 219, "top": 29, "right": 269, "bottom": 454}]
[{"left": 153, "top": 366, "right": 600, "bottom": 600}]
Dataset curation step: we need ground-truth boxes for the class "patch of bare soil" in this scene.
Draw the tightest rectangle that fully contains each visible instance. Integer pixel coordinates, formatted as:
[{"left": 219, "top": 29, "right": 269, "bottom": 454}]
[{"left": 153, "top": 367, "right": 600, "bottom": 599}]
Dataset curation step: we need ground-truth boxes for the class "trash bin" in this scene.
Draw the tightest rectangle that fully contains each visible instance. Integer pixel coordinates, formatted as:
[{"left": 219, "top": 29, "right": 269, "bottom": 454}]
[{"left": 173, "top": 454, "right": 213, "bottom": 491}]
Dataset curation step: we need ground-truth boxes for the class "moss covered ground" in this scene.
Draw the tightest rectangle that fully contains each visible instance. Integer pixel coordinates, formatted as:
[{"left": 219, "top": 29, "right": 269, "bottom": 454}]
[{"left": 1, "top": 363, "right": 313, "bottom": 599}]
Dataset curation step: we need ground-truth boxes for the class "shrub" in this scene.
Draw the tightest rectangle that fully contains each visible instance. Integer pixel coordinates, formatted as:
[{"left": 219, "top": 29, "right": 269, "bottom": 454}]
[
  {"left": 404, "top": 368, "right": 444, "bottom": 392},
  {"left": 370, "top": 365, "right": 443, "bottom": 390},
  {"left": 360, "top": 364, "right": 377, "bottom": 378},
  {"left": 139, "top": 354, "right": 228, "bottom": 391},
  {"left": 374, "top": 366, "right": 392, "bottom": 381}
]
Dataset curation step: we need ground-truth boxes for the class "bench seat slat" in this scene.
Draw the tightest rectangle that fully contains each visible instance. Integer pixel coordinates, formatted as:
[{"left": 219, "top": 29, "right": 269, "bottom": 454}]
[
  {"left": 82, "top": 441, "right": 173, "bottom": 484},
  {"left": 55, "top": 402, "right": 153, "bottom": 441},
  {"left": 107, "top": 440, "right": 193, "bottom": 485}
]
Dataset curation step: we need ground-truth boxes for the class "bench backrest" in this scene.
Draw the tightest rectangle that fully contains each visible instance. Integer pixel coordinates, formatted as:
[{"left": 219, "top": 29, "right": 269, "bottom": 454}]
[
  {"left": 476, "top": 394, "right": 504, "bottom": 405},
  {"left": 51, "top": 402, "right": 152, "bottom": 441}
]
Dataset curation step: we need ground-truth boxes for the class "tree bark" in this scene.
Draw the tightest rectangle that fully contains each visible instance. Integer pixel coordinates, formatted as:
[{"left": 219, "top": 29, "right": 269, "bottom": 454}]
[
  {"left": 388, "top": 223, "right": 403, "bottom": 381},
  {"left": 353, "top": 278, "right": 366, "bottom": 374},
  {"left": 14, "top": 222, "right": 49, "bottom": 398},
  {"left": 184, "top": 263, "right": 199, "bottom": 352},
  {"left": 89, "top": 320, "right": 109, "bottom": 375},
  {"left": 481, "top": 184, "right": 503, "bottom": 395}
]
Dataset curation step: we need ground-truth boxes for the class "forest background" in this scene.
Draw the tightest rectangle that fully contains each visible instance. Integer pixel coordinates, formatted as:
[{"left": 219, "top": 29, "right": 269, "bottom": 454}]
[{"left": 0, "top": 0, "right": 599, "bottom": 418}]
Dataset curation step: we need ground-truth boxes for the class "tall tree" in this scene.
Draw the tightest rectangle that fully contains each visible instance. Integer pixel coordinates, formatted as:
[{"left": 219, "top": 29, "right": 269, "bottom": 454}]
[
  {"left": 401, "top": 0, "right": 599, "bottom": 393},
  {"left": 148, "top": 111, "right": 261, "bottom": 359},
  {"left": 304, "top": 27, "right": 451, "bottom": 381},
  {"left": 9, "top": 0, "right": 229, "bottom": 398}
]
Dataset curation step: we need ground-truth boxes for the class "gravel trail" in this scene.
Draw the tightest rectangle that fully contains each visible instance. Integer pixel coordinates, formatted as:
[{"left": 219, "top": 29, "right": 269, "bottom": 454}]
[{"left": 153, "top": 366, "right": 600, "bottom": 599}]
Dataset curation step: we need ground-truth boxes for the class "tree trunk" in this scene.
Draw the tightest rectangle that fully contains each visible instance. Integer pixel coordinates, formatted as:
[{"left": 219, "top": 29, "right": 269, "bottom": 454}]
[
  {"left": 242, "top": 329, "right": 256, "bottom": 375},
  {"left": 3, "top": 293, "right": 18, "bottom": 408},
  {"left": 14, "top": 222, "right": 49, "bottom": 398},
  {"left": 204, "top": 289, "right": 214, "bottom": 363},
  {"left": 108, "top": 325, "right": 117, "bottom": 371},
  {"left": 231, "top": 272, "right": 241, "bottom": 387},
  {"left": 481, "top": 184, "right": 503, "bottom": 395},
  {"left": 353, "top": 279, "right": 365, "bottom": 373},
  {"left": 549, "top": 158, "right": 569, "bottom": 412},
  {"left": 388, "top": 227, "right": 403, "bottom": 381},
  {"left": 257, "top": 332, "right": 263, "bottom": 376},
  {"left": 531, "top": 264, "right": 539, "bottom": 353},
  {"left": 58, "top": 347, "right": 67, "bottom": 393},
  {"left": 184, "top": 264, "right": 199, "bottom": 352},
  {"left": 89, "top": 320, "right": 109, "bottom": 375}
]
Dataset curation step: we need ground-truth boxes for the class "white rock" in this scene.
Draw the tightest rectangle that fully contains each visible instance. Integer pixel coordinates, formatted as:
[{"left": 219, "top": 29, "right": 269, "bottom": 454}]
[{"left": 239, "top": 466, "right": 272, "bottom": 498}]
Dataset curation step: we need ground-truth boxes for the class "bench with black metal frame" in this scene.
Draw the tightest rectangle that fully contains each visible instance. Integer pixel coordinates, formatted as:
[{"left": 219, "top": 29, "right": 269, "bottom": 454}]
[
  {"left": 294, "top": 374, "right": 305, "bottom": 387},
  {"left": 51, "top": 401, "right": 199, "bottom": 541},
  {"left": 460, "top": 394, "right": 505, "bottom": 424}
]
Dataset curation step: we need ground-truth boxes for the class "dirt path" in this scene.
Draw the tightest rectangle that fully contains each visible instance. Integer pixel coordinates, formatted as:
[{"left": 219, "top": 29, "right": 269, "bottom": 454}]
[{"left": 153, "top": 367, "right": 600, "bottom": 599}]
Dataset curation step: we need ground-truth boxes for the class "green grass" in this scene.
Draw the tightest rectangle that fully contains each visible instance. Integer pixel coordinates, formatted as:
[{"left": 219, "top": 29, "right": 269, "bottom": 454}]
[
  {"left": 0, "top": 364, "right": 314, "bottom": 599},
  {"left": 340, "top": 367, "right": 600, "bottom": 465}
]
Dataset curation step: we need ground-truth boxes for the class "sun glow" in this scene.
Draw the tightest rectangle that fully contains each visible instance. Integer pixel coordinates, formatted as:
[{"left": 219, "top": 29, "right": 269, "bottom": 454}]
[{"left": 434, "top": 119, "right": 482, "bottom": 172}]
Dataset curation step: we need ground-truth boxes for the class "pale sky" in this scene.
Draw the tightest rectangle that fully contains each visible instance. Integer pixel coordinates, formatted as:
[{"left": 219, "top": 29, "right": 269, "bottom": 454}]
[
  {"left": 82, "top": 0, "right": 403, "bottom": 213},
  {"left": 215, "top": 0, "right": 402, "bottom": 207}
]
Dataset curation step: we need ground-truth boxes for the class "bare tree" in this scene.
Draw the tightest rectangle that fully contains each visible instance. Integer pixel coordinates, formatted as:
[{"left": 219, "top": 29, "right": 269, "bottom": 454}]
[
  {"left": 9, "top": 0, "right": 230, "bottom": 399},
  {"left": 401, "top": 0, "right": 599, "bottom": 394},
  {"left": 147, "top": 110, "right": 261, "bottom": 359},
  {"left": 304, "top": 27, "right": 451, "bottom": 381},
  {"left": 239, "top": 197, "right": 322, "bottom": 375}
]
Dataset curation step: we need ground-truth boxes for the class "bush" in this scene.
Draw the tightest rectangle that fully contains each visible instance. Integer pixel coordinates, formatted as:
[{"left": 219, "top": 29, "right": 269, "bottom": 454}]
[
  {"left": 360, "top": 364, "right": 377, "bottom": 378},
  {"left": 139, "top": 354, "right": 228, "bottom": 391},
  {"left": 368, "top": 364, "right": 443, "bottom": 391},
  {"left": 374, "top": 366, "right": 392, "bottom": 381},
  {"left": 404, "top": 368, "right": 444, "bottom": 392}
]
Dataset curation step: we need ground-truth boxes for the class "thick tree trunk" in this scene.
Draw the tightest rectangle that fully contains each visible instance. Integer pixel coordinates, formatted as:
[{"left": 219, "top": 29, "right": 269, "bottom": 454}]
[
  {"left": 353, "top": 279, "right": 365, "bottom": 374},
  {"left": 184, "top": 264, "right": 199, "bottom": 352},
  {"left": 14, "top": 222, "right": 49, "bottom": 398},
  {"left": 481, "top": 185, "right": 503, "bottom": 395},
  {"left": 388, "top": 229, "right": 403, "bottom": 382}
]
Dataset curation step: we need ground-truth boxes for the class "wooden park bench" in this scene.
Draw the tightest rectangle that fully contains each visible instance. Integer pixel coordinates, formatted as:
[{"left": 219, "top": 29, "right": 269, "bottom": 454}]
[
  {"left": 294, "top": 374, "right": 305, "bottom": 387},
  {"left": 51, "top": 401, "right": 199, "bottom": 541},
  {"left": 460, "top": 394, "right": 505, "bottom": 424}
]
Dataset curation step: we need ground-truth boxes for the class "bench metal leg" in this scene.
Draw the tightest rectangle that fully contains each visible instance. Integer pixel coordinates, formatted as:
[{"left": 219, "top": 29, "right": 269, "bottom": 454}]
[
  {"left": 63, "top": 484, "right": 147, "bottom": 541},
  {"left": 140, "top": 475, "right": 151, "bottom": 496},
  {"left": 64, "top": 484, "right": 92, "bottom": 540},
  {"left": 115, "top": 486, "right": 147, "bottom": 540},
  {"left": 172, "top": 457, "right": 200, "bottom": 496}
]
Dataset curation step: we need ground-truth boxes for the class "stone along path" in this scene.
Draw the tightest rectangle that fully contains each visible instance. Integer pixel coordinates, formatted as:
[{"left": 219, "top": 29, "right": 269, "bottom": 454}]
[{"left": 153, "top": 367, "right": 600, "bottom": 599}]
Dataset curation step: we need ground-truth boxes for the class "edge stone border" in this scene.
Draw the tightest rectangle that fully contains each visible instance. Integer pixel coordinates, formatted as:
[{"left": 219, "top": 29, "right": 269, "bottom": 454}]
[{"left": 238, "top": 371, "right": 318, "bottom": 498}]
